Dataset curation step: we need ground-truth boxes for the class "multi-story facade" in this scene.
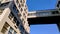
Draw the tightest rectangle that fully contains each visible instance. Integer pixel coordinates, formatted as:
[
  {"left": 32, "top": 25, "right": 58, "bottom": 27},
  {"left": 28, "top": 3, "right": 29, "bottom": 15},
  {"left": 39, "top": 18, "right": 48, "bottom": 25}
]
[{"left": 0, "top": 0, "right": 30, "bottom": 34}]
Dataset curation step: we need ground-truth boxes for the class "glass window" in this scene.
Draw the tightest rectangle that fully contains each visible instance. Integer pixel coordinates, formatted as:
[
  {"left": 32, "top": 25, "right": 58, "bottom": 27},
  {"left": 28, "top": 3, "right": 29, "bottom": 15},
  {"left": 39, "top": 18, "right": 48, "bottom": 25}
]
[
  {"left": 19, "top": 25, "right": 24, "bottom": 31},
  {"left": 0, "top": 9, "right": 4, "bottom": 15},
  {"left": 8, "top": 27, "right": 13, "bottom": 34},
  {"left": 58, "top": 1, "right": 60, "bottom": 4},
  {"left": 8, "top": 31, "right": 12, "bottom": 34},
  {"left": 57, "top": 1, "right": 60, "bottom": 7},
  {"left": 20, "top": 0, "right": 22, "bottom": 3},
  {"left": 13, "top": 4, "right": 19, "bottom": 14},
  {"left": 23, "top": 0, "right": 25, "bottom": 3},
  {"left": 18, "top": 13, "right": 21, "bottom": 17},
  {"left": 18, "top": 4, "right": 21, "bottom": 8},
  {"left": 20, "top": 8, "right": 23, "bottom": 12},
  {"left": 1, "top": 22, "right": 9, "bottom": 34},
  {"left": 24, "top": 8, "right": 26, "bottom": 11},
  {"left": 52, "top": 11, "right": 59, "bottom": 14},
  {"left": 21, "top": 4, "right": 24, "bottom": 7},
  {"left": 14, "top": 31, "right": 17, "bottom": 34},
  {"left": 17, "top": 21, "right": 20, "bottom": 26},
  {"left": 8, "top": 12, "right": 14, "bottom": 20},
  {"left": 37, "top": 12, "right": 50, "bottom": 16},
  {"left": 16, "top": 0, "right": 19, "bottom": 4}
]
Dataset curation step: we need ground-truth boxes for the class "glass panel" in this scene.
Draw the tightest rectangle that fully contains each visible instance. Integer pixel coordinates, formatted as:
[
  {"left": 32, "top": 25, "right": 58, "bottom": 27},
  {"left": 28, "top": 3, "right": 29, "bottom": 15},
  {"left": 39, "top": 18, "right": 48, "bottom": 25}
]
[
  {"left": 8, "top": 27, "right": 13, "bottom": 34},
  {"left": 14, "top": 31, "right": 17, "bottom": 34}
]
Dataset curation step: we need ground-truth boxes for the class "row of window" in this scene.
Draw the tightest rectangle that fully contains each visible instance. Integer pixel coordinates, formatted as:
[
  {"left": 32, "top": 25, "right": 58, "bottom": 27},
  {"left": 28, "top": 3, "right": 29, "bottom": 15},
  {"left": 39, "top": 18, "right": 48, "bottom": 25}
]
[
  {"left": 8, "top": 11, "right": 27, "bottom": 34},
  {"left": 12, "top": 4, "right": 19, "bottom": 15},
  {"left": 19, "top": 25, "right": 25, "bottom": 34},
  {"left": 23, "top": 12, "right": 26, "bottom": 19},
  {"left": 14, "top": 0, "right": 28, "bottom": 34},
  {"left": 1, "top": 22, "right": 9, "bottom": 34},
  {"left": 8, "top": 12, "right": 20, "bottom": 27},
  {"left": 52, "top": 11, "right": 59, "bottom": 14},
  {"left": 1, "top": 22, "right": 17, "bottom": 34},
  {"left": 8, "top": 27, "right": 17, "bottom": 34},
  {"left": 16, "top": 0, "right": 25, "bottom": 4},
  {"left": 10, "top": 3, "right": 28, "bottom": 34},
  {"left": 28, "top": 11, "right": 59, "bottom": 16},
  {"left": 15, "top": 0, "right": 27, "bottom": 12}
]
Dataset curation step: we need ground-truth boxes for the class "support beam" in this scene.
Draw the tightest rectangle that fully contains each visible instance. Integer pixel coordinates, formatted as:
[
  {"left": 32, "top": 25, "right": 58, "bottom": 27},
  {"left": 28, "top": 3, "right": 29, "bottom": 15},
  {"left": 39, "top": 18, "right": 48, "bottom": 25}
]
[
  {"left": 57, "top": 23, "right": 60, "bottom": 32},
  {"left": 28, "top": 16, "right": 60, "bottom": 32}
]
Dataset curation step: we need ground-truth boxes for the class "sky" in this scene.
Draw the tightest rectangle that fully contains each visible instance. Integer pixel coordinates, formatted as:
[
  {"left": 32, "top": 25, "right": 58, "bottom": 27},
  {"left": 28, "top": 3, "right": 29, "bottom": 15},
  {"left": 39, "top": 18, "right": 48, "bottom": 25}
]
[
  {"left": 26, "top": 0, "right": 57, "bottom": 11},
  {"left": 26, "top": 0, "right": 60, "bottom": 34},
  {"left": 30, "top": 24, "right": 60, "bottom": 34}
]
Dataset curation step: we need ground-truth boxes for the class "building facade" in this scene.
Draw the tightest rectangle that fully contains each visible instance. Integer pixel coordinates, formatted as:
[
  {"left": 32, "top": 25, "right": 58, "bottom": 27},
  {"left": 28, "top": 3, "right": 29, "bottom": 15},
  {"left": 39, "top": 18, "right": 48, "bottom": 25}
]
[{"left": 0, "top": 0, "right": 30, "bottom": 34}]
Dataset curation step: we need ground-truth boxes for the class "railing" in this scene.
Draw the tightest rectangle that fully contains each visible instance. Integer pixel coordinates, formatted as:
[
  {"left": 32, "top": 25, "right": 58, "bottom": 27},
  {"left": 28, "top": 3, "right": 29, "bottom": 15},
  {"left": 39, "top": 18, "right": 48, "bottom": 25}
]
[{"left": 28, "top": 10, "right": 60, "bottom": 18}]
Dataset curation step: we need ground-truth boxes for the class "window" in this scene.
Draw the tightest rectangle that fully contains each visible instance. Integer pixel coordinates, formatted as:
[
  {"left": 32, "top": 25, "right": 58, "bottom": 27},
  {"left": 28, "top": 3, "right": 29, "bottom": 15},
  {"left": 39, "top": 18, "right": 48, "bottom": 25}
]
[
  {"left": 57, "top": 4, "right": 59, "bottom": 7},
  {"left": 25, "top": 31, "right": 29, "bottom": 34},
  {"left": 0, "top": 9, "right": 4, "bottom": 15},
  {"left": 8, "top": 12, "right": 14, "bottom": 20},
  {"left": 20, "top": 0, "right": 22, "bottom": 3},
  {"left": 1, "top": 22, "right": 9, "bottom": 34},
  {"left": 18, "top": 4, "right": 21, "bottom": 9},
  {"left": 52, "top": 11, "right": 59, "bottom": 14},
  {"left": 36, "top": 12, "right": 50, "bottom": 16},
  {"left": 18, "top": 13, "right": 21, "bottom": 17},
  {"left": 58, "top": 1, "right": 60, "bottom": 4},
  {"left": 21, "top": 32, "right": 23, "bottom": 34},
  {"left": 23, "top": 0, "right": 25, "bottom": 3},
  {"left": 8, "top": 27, "right": 13, "bottom": 34},
  {"left": 16, "top": 21, "right": 20, "bottom": 26},
  {"left": 24, "top": 8, "right": 26, "bottom": 11},
  {"left": 57, "top": 1, "right": 60, "bottom": 7},
  {"left": 13, "top": 17, "right": 16, "bottom": 24},
  {"left": 16, "top": 0, "right": 19, "bottom": 4},
  {"left": 23, "top": 13, "right": 25, "bottom": 16},
  {"left": 14, "top": 26, "right": 17, "bottom": 29},
  {"left": 23, "top": 13, "right": 26, "bottom": 18},
  {"left": 22, "top": 18, "right": 24, "bottom": 22},
  {"left": 13, "top": 17, "right": 20, "bottom": 26},
  {"left": 23, "top": 21, "right": 25, "bottom": 24},
  {"left": 13, "top": 4, "right": 19, "bottom": 14},
  {"left": 19, "top": 25, "right": 24, "bottom": 32},
  {"left": 14, "top": 31, "right": 17, "bottom": 34},
  {"left": 20, "top": 8, "right": 23, "bottom": 12},
  {"left": 21, "top": 4, "right": 24, "bottom": 7}
]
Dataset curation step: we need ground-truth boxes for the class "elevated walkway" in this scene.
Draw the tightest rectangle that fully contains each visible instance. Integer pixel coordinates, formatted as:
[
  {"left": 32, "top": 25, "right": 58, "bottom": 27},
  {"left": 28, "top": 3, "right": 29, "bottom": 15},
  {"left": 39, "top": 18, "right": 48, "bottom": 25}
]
[{"left": 28, "top": 9, "right": 60, "bottom": 31}]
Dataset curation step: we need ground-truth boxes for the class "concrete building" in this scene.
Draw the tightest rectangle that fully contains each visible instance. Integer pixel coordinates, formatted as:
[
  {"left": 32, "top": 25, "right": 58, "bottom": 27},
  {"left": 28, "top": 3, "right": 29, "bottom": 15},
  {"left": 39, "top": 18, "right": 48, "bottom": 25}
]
[
  {"left": 0, "top": 0, "right": 29, "bottom": 34},
  {"left": 0, "top": 0, "right": 60, "bottom": 34}
]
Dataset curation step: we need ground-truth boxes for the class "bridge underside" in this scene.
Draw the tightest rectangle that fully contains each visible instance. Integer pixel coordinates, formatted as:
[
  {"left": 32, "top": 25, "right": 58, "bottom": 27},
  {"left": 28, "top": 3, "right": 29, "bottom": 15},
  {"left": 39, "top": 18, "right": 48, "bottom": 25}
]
[{"left": 28, "top": 16, "right": 60, "bottom": 31}]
